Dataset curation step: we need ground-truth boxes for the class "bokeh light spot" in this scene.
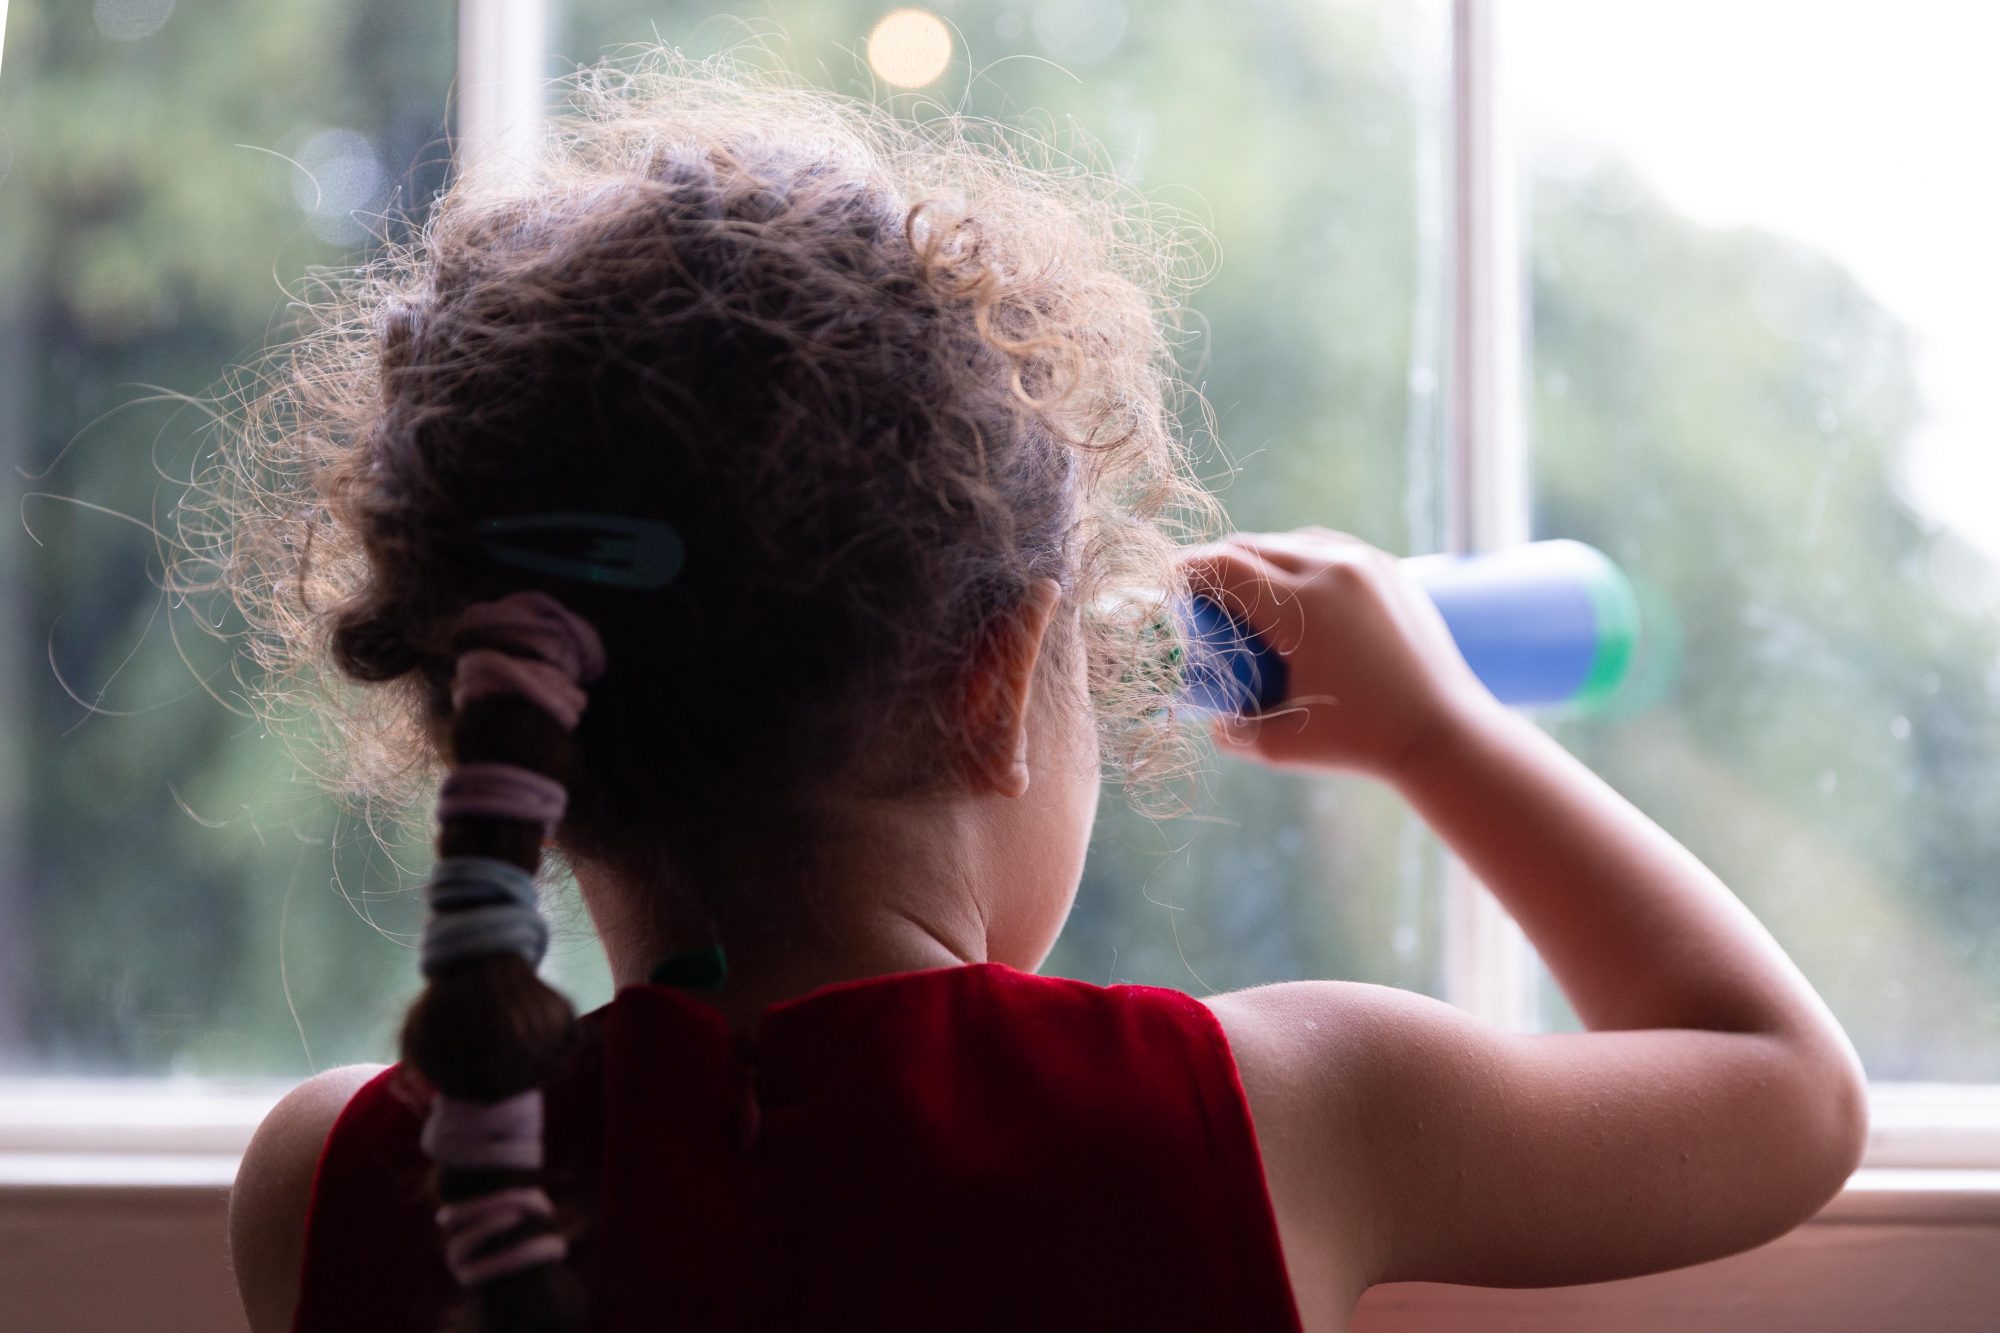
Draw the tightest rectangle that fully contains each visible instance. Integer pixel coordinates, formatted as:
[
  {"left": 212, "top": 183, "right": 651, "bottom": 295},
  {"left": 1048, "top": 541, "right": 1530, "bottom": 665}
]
[
  {"left": 289, "top": 128, "right": 388, "bottom": 248},
  {"left": 867, "top": 9, "right": 953, "bottom": 89}
]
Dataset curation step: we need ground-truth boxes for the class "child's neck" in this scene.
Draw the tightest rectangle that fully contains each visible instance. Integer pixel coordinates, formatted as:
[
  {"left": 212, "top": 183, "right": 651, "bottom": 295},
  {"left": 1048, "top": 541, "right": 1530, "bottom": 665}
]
[
  {"left": 674, "top": 909, "right": 978, "bottom": 1032},
  {"left": 570, "top": 794, "right": 1038, "bottom": 1033}
]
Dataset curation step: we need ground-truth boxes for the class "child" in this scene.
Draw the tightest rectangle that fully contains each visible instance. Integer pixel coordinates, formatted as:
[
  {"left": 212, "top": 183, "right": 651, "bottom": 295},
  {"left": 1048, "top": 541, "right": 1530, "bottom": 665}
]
[{"left": 223, "top": 60, "right": 1866, "bottom": 1333}]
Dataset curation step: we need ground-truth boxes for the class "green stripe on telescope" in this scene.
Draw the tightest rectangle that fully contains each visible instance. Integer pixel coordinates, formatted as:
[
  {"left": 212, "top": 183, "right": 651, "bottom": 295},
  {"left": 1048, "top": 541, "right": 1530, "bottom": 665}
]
[{"left": 1572, "top": 545, "right": 1641, "bottom": 713}]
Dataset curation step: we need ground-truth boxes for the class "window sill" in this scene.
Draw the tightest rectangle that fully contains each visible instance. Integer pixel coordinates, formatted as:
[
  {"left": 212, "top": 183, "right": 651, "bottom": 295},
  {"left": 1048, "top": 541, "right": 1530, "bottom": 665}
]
[
  {"left": 0, "top": 1078, "right": 1994, "bottom": 1186},
  {"left": 0, "top": 1081, "right": 1993, "bottom": 1333},
  {"left": 1824, "top": 1168, "right": 2000, "bottom": 1222},
  {"left": 0, "top": 1078, "right": 282, "bottom": 1190}
]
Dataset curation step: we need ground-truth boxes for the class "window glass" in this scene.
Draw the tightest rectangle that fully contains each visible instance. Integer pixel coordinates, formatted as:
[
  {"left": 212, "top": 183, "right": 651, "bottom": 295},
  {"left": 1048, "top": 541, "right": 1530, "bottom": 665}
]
[
  {"left": 557, "top": 0, "right": 1454, "bottom": 1000},
  {"left": 0, "top": 1, "right": 454, "bottom": 1075},
  {"left": 2, "top": 1, "right": 1449, "bottom": 1078},
  {"left": 1514, "top": 1, "right": 2000, "bottom": 1078}
]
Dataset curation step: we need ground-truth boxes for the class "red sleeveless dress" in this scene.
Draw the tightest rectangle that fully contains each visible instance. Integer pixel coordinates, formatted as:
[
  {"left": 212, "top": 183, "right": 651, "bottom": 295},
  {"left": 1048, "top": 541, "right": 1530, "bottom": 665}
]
[{"left": 293, "top": 963, "right": 1302, "bottom": 1331}]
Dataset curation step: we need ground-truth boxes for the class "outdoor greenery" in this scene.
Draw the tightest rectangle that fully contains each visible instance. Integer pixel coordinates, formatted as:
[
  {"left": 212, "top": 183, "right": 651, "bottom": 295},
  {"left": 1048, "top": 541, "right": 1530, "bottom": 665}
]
[{"left": 1, "top": 0, "right": 1993, "bottom": 1080}]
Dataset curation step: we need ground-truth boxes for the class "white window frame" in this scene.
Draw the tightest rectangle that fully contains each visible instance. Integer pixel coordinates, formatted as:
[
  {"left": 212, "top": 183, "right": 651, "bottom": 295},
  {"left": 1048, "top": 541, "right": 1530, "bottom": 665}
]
[
  {"left": 0, "top": 0, "right": 1994, "bottom": 1205},
  {"left": 1441, "top": 0, "right": 1539, "bottom": 1032}
]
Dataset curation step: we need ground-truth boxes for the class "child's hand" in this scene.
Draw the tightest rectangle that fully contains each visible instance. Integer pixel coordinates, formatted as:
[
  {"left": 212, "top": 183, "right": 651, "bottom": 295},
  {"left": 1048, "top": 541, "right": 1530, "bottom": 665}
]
[
  {"left": 1181, "top": 528, "right": 1497, "bottom": 779},
  {"left": 1203, "top": 530, "right": 1868, "bottom": 1295}
]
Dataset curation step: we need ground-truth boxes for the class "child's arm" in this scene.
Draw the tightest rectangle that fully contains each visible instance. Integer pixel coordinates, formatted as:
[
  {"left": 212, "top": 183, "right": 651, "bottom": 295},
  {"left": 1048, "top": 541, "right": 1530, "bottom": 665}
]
[{"left": 1191, "top": 530, "right": 1867, "bottom": 1310}]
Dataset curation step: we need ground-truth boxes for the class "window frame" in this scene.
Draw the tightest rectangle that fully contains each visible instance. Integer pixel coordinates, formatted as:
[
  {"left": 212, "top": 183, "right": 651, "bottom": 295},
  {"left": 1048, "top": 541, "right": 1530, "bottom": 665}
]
[
  {"left": 0, "top": 0, "right": 1993, "bottom": 1194},
  {"left": 0, "top": 1080, "right": 1995, "bottom": 1187}
]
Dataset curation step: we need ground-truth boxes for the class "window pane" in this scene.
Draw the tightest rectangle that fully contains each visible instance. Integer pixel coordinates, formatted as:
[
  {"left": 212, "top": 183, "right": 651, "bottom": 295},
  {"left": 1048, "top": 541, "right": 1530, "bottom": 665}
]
[
  {"left": 0, "top": 2, "right": 454, "bottom": 1075},
  {"left": 556, "top": 0, "right": 1454, "bottom": 999},
  {"left": 1514, "top": 1, "right": 2000, "bottom": 1078},
  {"left": 5, "top": 2, "right": 1450, "bottom": 1080}
]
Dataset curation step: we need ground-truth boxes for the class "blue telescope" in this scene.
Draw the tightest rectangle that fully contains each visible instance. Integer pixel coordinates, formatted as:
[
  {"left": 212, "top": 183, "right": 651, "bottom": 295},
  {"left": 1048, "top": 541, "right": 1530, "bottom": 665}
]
[{"left": 1179, "top": 539, "right": 1640, "bottom": 716}]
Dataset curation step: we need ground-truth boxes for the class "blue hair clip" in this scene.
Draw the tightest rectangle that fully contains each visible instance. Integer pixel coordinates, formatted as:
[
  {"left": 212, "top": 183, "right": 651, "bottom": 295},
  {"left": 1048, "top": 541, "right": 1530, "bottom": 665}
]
[{"left": 475, "top": 512, "right": 685, "bottom": 590}]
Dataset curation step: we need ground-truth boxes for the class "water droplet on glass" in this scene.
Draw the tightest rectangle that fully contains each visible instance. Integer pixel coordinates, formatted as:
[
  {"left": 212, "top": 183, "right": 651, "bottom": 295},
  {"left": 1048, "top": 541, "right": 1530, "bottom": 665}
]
[
  {"left": 94, "top": 0, "right": 174, "bottom": 41},
  {"left": 289, "top": 128, "right": 388, "bottom": 248},
  {"left": 1889, "top": 715, "right": 1911, "bottom": 741}
]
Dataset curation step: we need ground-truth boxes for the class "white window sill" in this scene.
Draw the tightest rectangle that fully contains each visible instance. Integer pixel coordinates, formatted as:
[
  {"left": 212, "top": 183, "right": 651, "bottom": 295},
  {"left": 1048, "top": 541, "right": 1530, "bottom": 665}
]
[
  {"left": 0, "top": 1079, "right": 1995, "bottom": 1198},
  {"left": 0, "top": 1080, "right": 286, "bottom": 1147}
]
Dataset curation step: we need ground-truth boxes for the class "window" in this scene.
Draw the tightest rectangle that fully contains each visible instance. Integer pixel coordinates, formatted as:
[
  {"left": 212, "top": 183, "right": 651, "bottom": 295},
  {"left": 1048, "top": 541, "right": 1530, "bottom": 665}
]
[
  {"left": 1512, "top": 0, "right": 2000, "bottom": 1082},
  {"left": 0, "top": 0, "right": 456, "bottom": 1077},
  {"left": 0, "top": 0, "right": 1458, "bottom": 1083},
  {"left": 0, "top": 0, "right": 1994, "bottom": 1143}
]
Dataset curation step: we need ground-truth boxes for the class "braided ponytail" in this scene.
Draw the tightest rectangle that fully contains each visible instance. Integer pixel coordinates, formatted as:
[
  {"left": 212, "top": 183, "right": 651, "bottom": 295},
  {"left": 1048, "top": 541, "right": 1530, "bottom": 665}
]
[{"left": 403, "top": 591, "right": 604, "bottom": 1332}]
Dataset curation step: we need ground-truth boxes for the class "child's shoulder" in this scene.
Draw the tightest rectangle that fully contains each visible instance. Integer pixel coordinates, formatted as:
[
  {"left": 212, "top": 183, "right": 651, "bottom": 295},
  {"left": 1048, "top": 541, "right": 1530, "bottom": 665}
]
[{"left": 229, "top": 1064, "right": 388, "bottom": 1333}]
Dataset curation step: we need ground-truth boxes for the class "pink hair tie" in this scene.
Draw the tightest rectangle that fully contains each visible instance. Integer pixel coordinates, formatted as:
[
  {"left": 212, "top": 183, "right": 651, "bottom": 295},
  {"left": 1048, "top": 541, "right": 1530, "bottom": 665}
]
[
  {"left": 453, "top": 649, "right": 590, "bottom": 730},
  {"left": 437, "top": 763, "right": 568, "bottom": 835},
  {"left": 456, "top": 592, "right": 606, "bottom": 689},
  {"left": 436, "top": 1186, "right": 567, "bottom": 1287},
  {"left": 450, "top": 1229, "right": 568, "bottom": 1288},
  {"left": 421, "top": 1090, "right": 545, "bottom": 1171},
  {"left": 449, "top": 590, "right": 605, "bottom": 733}
]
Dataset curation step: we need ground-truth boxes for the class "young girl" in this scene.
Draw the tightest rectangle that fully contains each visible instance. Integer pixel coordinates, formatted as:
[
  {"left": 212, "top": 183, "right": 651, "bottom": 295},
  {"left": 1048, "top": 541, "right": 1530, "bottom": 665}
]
[{"left": 223, "top": 61, "right": 1866, "bottom": 1333}]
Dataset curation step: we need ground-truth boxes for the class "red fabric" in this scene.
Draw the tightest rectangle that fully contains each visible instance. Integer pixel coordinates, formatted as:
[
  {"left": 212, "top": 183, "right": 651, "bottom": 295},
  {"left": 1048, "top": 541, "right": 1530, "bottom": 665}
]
[{"left": 293, "top": 963, "right": 1302, "bottom": 1331}]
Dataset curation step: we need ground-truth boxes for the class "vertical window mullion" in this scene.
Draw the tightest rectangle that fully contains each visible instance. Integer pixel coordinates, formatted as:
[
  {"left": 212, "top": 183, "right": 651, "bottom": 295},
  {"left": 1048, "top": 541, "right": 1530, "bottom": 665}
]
[
  {"left": 1443, "top": 0, "right": 1537, "bottom": 1030},
  {"left": 455, "top": 0, "right": 549, "bottom": 188}
]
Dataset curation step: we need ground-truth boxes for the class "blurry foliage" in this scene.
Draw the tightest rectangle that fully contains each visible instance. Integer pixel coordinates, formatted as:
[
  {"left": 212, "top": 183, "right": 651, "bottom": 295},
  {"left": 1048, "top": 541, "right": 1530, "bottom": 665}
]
[
  {"left": 0, "top": 0, "right": 1993, "bottom": 1079},
  {"left": 0, "top": 0, "right": 453, "bottom": 1072},
  {"left": 1530, "top": 158, "right": 2000, "bottom": 1073}
]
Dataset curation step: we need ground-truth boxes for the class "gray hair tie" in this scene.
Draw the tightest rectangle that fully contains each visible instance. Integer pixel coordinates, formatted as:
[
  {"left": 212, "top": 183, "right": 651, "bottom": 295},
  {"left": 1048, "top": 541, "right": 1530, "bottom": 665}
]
[{"left": 421, "top": 856, "right": 548, "bottom": 974}]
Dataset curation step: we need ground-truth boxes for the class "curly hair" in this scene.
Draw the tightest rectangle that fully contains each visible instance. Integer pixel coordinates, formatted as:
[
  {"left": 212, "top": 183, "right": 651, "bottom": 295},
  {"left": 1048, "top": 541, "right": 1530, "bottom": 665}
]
[
  {"left": 203, "top": 55, "right": 1218, "bottom": 840},
  {"left": 185, "top": 52, "right": 1221, "bottom": 1330}
]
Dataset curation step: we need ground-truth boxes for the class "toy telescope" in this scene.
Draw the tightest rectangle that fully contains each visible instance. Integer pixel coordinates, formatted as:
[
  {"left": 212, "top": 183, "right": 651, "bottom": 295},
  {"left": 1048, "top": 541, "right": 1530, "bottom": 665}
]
[{"left": 1178, "top": 539, "right": 1640, "bottom": 716}]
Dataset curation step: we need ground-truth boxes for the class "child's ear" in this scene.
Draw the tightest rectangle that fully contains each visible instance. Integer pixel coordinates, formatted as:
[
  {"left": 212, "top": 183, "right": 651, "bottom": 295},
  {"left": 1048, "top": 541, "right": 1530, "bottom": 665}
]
[{"left": 958, "top": 578, "right": 1063, "bottom": 799}]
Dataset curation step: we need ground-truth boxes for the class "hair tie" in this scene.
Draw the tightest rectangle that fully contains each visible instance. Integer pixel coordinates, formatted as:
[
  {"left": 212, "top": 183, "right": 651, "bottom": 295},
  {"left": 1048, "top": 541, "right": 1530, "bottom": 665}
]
[
  {"left": 437, "top": 763, "right": 568, "bottom": 835},
  {"left": 454, "top": 649, "right": 590, "bottom": 730},
  {"left": 425, "top": 855, "right": 538, "bottom": 913},
  {"left": 436, "top": 1187, "right": 568, "bottom": 1287},
  {"left": 422, "top": 904, "right": 550, "bottom": 974},
  {"left": 454, "top": 591, "right": 606, "bottom": 691},
  {"left": 420, "top": 855, "right": 548, "bottom": 974},
  {"left": 449, "top": 1230, "right": 569, "bottom": 1288}
]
